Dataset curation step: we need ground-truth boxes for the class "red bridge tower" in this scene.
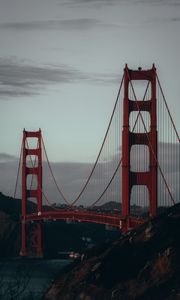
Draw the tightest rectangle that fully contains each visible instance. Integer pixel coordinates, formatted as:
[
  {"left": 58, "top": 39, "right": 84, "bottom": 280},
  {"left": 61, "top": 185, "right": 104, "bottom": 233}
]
[
  {"left": 20, "top": 129, "right": 43, "bottom": 257},
  {"left": 122, "top": 65, "right": 157, "bottom": 231}
]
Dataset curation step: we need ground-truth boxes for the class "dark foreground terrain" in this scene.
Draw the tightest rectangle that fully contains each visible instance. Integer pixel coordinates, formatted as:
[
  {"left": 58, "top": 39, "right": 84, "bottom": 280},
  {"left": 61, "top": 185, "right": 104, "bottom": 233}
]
[
  {"left": 44, "top": 203, "right": 180, "bottom": 300},
  {"left": 0, "top": 192, "right": 120, "bottom": 258}
]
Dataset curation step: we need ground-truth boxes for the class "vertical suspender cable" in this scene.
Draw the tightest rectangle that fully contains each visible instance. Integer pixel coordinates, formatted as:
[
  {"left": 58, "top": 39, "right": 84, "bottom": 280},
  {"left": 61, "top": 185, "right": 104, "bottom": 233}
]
[
  {"left": 14, "top": 141, "right": 23, "bottom": 199},
  {"left": 156, "top": 74, "right": 180, "bottom": 142}
]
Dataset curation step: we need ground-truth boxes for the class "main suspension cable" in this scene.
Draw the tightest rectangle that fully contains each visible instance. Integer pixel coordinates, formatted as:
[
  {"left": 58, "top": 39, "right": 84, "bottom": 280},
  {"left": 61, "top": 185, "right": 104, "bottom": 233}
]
[
  {"left": 90, "top": 159, "right": 122, "bottom": 208},
  {"left": 90, "top": 80, "right": 150, "bottom": 208},
  {"left": 42, "top": 137, "right": 70, "bottom": 206},
  {"left": 70, "top": 74, "right": 124, "bottom": 207},
  {"left": 14, "top": 141, "right": 23, "bottom": 199},
  {"left": 41, "top": 75, "right": 125, "bottom": 208}
]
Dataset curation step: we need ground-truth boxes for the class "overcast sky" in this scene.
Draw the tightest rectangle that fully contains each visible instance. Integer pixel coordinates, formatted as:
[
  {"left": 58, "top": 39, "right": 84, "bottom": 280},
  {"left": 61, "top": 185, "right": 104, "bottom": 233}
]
[
  {"left": 0, "top": 0, "right": 179, "bottom": 206},
  {"left": 0, "top": 0, "right": 180, "bottom": 163}
]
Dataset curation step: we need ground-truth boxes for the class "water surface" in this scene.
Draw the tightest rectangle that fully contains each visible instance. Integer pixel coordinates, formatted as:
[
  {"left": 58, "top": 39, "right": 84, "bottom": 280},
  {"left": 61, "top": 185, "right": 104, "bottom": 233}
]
[{"left": 0, "top": 258, "right": 71, "bottom": 300}]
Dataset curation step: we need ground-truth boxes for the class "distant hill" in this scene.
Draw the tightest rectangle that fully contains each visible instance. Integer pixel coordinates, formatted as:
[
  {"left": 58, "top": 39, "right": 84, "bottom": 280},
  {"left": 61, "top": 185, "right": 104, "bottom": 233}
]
[
  {"left": 97, "top": 201, "right": 121, "bottom": 210},
  {"left": 44, "top": 203, "right": 180, "bottom": 300},
  {"left": 0, "top": 192, "right": 144, "bottom": 217},
  {"left": 94, "top": 200, "right": 146, "bottom": 216}
]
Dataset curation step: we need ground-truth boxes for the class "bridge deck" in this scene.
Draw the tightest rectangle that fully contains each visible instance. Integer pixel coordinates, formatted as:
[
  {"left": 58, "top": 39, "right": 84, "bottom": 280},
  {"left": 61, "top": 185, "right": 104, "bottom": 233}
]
[{"left": 23, "top": 210, "right": 145, "bottom": 229}]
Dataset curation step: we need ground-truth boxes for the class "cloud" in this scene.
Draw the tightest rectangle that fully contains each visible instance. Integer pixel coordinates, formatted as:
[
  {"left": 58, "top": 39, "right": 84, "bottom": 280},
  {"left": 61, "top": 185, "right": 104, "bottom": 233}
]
[
  {"left": 170, "top": 17, "right": 180, "bottom": 22},
  {"left": 0, "top": 18, "right": 100, "bottom": 32},
  {"left": 59, "top": 0, "right": 119, "bottom": 6},
  {"left": 143, "top": 16, "right": 180, "bottom": 26},
  {"left": 0, "top": 58, "right": 84, "bottom": 97},
  {"left": 0, "top": 17, "right": 125, "bottom": 34},
  {"left": 135, "top": 0, "right": 180, "bottom": 5},
  {"left": 0, "top": 58, "right": 119, "bottom": 98},
  {"left": 88, "top": 72, "right": 120, "bottom": 85},
  {"left": 0, "top": 141, "right": 179, "bottom": 207},
  {"left": 0, "top": 153, "right": 17, "bottom": 163},
  {"left": 60, "top": 0, "right": 180, "bottom": 6}
]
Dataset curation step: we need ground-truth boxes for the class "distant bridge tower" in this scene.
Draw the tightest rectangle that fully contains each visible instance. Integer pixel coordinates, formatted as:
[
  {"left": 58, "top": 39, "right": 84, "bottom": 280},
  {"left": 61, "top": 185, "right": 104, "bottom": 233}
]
[
  {"left": 20, "top": 129, "right": 43, "bottom": 257},
  {"left": 122, "top": 65, "right": 157, "bottom": 231}
]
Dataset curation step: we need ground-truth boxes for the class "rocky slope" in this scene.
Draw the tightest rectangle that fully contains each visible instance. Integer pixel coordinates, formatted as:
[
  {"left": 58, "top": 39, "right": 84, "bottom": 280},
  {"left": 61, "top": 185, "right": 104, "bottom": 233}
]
[{"left": 44, "top": 203, "right": 180, "bottom": 300}]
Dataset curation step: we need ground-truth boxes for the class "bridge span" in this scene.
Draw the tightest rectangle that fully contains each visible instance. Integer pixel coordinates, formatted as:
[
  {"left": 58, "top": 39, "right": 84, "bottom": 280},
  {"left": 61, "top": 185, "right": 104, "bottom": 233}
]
[
  {"left": 17, "top": 64, "right": 179, "bottom": 257},
  {"left": 24, "top": 210, "right": 144, "bottom": 229}
]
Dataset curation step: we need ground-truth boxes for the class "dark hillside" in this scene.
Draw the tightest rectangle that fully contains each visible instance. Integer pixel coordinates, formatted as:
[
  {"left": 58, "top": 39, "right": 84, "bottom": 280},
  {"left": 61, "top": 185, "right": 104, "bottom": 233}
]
[
  {"left": 44, "top": 203, "right": 180, "bottom": 300},
  {"left": 0, "top": 193, "right": 21, "bottom": 256},
  {"left": 0, "top": 193, "right": 120, "bottom": 258},
  {"left": 0, "top": 192, "right": 37, "bottom": 219},
  {"left": 0, "top": 192, "right": 40, "bottom": 257}
]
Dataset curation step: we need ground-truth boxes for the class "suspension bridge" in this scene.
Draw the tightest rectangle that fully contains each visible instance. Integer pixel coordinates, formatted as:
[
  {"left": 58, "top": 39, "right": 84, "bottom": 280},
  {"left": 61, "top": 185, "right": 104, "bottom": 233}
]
[{"left": 14, "top": 64, "right": 180, "bottom": 257}]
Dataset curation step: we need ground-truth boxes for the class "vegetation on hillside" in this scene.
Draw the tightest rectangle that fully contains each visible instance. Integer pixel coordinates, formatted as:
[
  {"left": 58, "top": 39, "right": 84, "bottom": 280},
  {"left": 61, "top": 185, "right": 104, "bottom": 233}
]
[{"left": 44, "top": 203, "right": 180, "bottom": 300}]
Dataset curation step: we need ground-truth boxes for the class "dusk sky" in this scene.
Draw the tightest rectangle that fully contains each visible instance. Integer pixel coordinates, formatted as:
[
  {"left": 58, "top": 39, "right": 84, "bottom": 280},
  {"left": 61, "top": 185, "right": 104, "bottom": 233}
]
[
  {"left": 0, "top": 0, "right": 180, "bottom": 163},
  {"left": 0, "top": 0, "right": 179, "bottom": 205}
]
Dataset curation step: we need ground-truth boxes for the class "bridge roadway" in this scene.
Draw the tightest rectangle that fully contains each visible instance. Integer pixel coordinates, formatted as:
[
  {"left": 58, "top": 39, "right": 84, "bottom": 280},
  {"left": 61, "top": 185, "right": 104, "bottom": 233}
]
[{"left": 23, "top": 210, "right": 145, "bottom": 229}]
